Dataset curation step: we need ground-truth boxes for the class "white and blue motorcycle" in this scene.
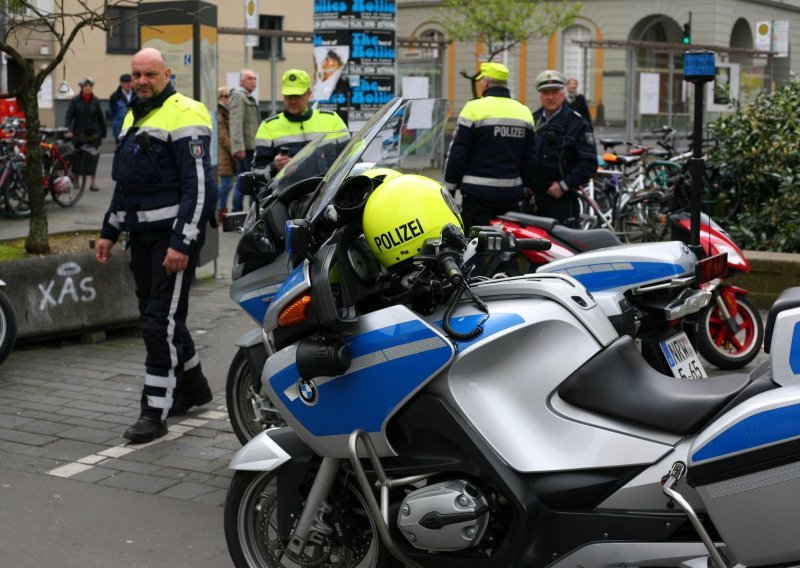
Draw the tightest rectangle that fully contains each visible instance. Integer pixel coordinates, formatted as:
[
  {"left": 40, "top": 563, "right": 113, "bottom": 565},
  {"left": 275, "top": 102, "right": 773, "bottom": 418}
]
[
  {"left": 224, "top": 99, "right": 718, "bottom": 444},
  {"left": 224, "top": 99, "right": 800, "bottom": 568}
]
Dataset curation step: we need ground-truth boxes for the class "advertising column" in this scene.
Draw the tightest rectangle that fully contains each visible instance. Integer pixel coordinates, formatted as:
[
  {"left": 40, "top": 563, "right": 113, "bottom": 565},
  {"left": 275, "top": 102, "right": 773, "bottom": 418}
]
[{"left": 313, "top": 0, "right": 397, "bottom": 129}]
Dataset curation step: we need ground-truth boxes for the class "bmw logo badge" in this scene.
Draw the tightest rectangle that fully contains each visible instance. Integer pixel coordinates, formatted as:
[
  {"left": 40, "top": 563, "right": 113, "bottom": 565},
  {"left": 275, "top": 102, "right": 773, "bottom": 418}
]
[{"left": 298, "top": 379, "right": 318, "bottom": 405}]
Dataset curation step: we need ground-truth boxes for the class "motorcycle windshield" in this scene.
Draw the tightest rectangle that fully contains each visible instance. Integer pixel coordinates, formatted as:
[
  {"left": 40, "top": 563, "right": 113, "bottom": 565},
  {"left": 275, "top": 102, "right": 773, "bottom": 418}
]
[
  {"left": 268, "top": 130, "right": 353, "bottom": 195},
  {"left": 304, "top": 97, "right": 452, "bottom": 225}
]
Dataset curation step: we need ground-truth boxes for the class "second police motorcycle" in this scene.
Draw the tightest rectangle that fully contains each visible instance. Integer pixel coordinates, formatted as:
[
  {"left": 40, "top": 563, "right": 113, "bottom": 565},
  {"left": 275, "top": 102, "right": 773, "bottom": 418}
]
[
  {"left": 224, "top": 99, "right": 721, "bottom": 443},
  {"left": 223, "top": 98, "right": 800, "bottom": 568}
]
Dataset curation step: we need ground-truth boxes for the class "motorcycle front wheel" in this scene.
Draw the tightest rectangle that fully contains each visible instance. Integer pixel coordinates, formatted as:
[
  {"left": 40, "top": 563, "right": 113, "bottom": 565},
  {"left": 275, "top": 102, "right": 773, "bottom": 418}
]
[
  {"left": 0, "top": 291, "right": 17, "bottom": 365},
  {"left": 224, "top": 468, "right": 393, "bottom": 568},
  {"left": 698, "top": 294, "right": 764, "bottom": 369},
  {"left": 226, "top": 350, "right": 286, "bottom": 445}
]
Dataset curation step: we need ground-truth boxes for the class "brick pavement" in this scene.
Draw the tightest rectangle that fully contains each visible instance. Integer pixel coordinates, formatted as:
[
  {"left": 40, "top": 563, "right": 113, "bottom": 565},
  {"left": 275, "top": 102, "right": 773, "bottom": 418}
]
[{"left": 0, "top": 274, "right": 245, "bottom": 509}]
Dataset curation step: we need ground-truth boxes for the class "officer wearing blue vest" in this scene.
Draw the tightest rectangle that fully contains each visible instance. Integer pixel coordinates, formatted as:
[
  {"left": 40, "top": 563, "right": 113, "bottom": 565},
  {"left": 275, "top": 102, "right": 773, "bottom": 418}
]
[
  {"left": 444, "top": 61, "right": 535, "bottom": 229},
  {"left": 529, "top": 69, "right": 596, "bottom": 226},
  {"left": 252, "top": 69, "right": 348, "bottom": 178},
  {"left": 96, "top": 47, "right": 218, "bottom": 443}
]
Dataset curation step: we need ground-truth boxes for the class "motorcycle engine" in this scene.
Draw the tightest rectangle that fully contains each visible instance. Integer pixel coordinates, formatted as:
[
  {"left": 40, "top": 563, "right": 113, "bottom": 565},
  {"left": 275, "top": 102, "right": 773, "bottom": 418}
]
[{"left": 397, "top": 480, "right": 489, "bottom": 552}]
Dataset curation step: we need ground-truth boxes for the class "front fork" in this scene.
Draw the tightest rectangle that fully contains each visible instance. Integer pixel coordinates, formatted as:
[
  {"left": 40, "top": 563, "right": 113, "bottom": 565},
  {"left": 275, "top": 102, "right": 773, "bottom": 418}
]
[{"left": 703, "top": 280, "right": 741, "bottom": 338}]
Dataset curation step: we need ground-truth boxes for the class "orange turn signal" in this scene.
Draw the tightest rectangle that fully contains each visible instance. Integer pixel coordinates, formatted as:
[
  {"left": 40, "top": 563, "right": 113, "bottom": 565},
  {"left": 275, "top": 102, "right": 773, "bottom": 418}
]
[{"left": 278, "top": 295, "right": 312, "bottom": 327}]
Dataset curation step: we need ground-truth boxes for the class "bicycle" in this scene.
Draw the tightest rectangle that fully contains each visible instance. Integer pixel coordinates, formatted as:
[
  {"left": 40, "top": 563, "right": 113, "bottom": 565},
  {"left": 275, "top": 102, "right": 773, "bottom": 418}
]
[
  {"left": 645, "top": 126, "right": 741, "bottom": 221},
  {"left": 0, "top": 138, "right": 30, "bottom": 217},
  {"left": 39, "top": 127, "right": 87, "bottom": 207}
]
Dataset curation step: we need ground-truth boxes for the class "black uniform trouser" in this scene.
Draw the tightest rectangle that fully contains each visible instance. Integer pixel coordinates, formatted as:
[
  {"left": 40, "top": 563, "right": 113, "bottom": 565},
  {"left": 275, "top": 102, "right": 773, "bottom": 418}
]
[
  {"left": 461, "top": 192, "right": 521, "bottom": 232},
  {"left": 532, "top": 190, "right": 580, "bottom": 227},
  {"left": 129, "top": 229, "right": 203, "bottom": 422}
]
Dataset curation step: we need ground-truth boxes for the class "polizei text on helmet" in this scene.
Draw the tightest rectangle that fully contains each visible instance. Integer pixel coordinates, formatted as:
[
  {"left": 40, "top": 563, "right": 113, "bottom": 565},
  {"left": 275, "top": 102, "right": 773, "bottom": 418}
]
[{"left": 373, "top": 218, "right": 424, "bottom": 251}]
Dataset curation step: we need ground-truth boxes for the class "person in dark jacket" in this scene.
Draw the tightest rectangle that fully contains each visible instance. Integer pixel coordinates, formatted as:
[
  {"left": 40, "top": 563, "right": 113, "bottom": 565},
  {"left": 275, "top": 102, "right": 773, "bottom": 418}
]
[
  {"left": 108, "top": 73, "right": 136, "bottom": 141},
  {"left": 65, "top": 77, "right": 106, "bottom": 191},
  {"left": 566, "top": 77, "right": 592, "bottom": 128},
  {"left": 529, "top": 70, "right": 597, "bottom": 226},
  {"left": 95, "top": 47, "right": 218, "bottom": 443},
  {"left": 443, "top": 61, "right": 535, "bottom": 229}
]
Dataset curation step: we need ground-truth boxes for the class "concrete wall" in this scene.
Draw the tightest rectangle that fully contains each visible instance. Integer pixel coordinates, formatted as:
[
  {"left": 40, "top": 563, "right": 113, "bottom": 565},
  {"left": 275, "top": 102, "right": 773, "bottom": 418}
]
[
  {"left": 737, "top": 250, "right": 800, "bottom": 310},
  {"left": 0, "top": 249, "right": 139, "bottom": 341}
]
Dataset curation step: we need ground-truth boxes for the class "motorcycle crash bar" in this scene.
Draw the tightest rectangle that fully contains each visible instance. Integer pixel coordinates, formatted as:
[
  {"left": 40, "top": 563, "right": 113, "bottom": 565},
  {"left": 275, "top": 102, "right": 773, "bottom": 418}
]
[{"left": 662, "top": 461, "right": 731, "bottom": 568}]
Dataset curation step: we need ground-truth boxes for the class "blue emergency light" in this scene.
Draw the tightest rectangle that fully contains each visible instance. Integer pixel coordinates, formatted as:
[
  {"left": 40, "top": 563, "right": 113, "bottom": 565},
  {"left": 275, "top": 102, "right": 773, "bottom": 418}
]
[{"left": 683, "top": 50, "right": 716, "bottom": 83}]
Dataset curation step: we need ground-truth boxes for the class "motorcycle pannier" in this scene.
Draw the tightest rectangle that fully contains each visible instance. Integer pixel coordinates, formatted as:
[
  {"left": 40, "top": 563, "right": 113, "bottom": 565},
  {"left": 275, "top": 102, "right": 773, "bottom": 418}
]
[{"left": 688, "top": 387, "right": 800, "bottom": 567}]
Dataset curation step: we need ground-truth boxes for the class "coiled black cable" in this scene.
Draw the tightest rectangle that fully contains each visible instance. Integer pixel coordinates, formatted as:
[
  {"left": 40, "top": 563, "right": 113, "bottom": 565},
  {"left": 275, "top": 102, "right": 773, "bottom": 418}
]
[{"left": 442, "top": 279, "right": 485, "bottom": 341}]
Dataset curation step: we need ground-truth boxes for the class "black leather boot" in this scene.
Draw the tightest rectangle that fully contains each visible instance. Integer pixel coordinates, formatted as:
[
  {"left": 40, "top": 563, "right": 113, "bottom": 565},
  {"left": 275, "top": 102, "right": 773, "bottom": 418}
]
[{"left": 123, "top": 416, "right": 167, "bottom": 443}]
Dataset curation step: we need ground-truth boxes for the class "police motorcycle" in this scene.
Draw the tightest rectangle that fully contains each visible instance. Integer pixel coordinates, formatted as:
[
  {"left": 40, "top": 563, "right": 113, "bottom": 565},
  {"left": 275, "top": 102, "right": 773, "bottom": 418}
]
[
  {"left": 225, "top": 130, "right": 353, "bottom": 443},
  {"left": 225, "top": 98, "right": 800, "bottom": 568},
  {"left": 0, "top": 278, "right": 16, "bottom": 366}
]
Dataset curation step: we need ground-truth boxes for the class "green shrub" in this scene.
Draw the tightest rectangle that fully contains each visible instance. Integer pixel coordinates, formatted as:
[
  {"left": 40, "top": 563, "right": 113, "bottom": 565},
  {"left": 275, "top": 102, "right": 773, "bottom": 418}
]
[{"left": 709, "top": 77, "right": 800, "bottom": 252}]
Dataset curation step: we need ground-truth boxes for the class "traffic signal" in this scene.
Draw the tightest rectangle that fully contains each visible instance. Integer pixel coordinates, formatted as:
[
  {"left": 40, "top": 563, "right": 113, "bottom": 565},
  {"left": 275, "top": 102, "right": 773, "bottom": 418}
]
[{"left": 682, "top": 23, "right": 692, "bottom": 45}]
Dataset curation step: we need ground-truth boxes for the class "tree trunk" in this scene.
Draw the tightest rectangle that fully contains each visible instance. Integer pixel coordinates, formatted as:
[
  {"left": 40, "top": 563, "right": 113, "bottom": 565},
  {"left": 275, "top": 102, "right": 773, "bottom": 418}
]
[{"left": 21, "top": 74, "right": 49, "bottom": 254}]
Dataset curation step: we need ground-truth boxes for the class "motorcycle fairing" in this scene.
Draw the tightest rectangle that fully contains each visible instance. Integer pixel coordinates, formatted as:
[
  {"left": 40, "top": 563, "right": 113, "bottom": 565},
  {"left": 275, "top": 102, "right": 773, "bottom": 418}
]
[
  {"left": 262, "top": 260, "right": 310, "bottom": 338},
  {"left": 768, "top": 301, "right": 800, "bottom": 386},
  {"left": 539, "top": 241, "right": 696, "bottom": 292},
  {"left": 688, "top": 383, "right": 800, "bottom": 566},
  {"left": 426, "top": 276, "right": 675, "bottom": 472},
  {"left": 229, "top": 252, "right": 290, "bottom": 325},
  {"left": 263, "top": 305, "right": 455, "bottom": 458}
]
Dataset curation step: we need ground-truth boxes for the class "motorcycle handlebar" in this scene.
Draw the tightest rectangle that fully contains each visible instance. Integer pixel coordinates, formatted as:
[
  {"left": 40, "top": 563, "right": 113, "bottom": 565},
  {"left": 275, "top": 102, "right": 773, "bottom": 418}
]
[
  {"left": 439, "top": 255, "right": 464, "bottom": 285},
  {"left": 516, "top": 238, "right": 552, "bottom": 252}
]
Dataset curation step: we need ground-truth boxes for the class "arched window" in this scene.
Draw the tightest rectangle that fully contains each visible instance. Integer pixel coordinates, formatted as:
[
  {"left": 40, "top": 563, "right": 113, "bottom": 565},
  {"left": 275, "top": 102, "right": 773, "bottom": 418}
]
[{"left": 563, "top": 24, "right": 593, "bottom": 101}]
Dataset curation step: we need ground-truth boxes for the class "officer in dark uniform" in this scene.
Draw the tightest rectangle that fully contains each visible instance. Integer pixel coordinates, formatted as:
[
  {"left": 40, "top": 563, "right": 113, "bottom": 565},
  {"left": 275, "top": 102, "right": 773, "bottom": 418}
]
[
  {"left": 95, "top": 47, "right": 218, "bottom": 443},
  {"left": 444, "top": 61, "right": 535, "bottom": 229},
  {"left": 529, "top": 69, "right": 596, "bottom": 226}
]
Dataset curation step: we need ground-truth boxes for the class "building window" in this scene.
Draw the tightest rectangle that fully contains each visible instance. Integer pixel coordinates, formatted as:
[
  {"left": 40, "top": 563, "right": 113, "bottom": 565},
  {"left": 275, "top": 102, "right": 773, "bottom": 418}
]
[
  {"left": 253, "top": 15, "right": 283, "bottom": 60},
  {"left": 106, "top": 7, "right": 139, "bottom": 54},
  {"left": 563, "top": 24, "right": 592, "bottom": 101}
]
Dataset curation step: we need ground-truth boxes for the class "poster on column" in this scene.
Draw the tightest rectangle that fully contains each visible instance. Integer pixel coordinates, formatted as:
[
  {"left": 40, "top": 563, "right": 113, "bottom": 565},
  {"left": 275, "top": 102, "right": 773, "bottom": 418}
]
[
  {"left": 313, "top": 0, "right": 396, "bottom": 126},
  {"left": 314, "top": 0, "right": 396, "bottom": 30}
]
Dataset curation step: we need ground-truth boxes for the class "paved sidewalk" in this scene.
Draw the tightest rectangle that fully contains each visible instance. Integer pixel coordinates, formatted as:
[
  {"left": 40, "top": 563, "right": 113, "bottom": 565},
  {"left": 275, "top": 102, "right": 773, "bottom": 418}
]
[{"left": 0, "top": 152, "right": 246, "bottom": 567}]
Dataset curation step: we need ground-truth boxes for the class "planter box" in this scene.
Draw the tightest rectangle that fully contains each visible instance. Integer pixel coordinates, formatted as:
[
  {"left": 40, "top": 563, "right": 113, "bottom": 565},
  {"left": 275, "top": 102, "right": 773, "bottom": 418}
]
[
  {"left": 737, "top": 250, "right": 800, "bottom": 310},
  {"left": 0, "top": 249, "right": 139, "bottom": 341}
]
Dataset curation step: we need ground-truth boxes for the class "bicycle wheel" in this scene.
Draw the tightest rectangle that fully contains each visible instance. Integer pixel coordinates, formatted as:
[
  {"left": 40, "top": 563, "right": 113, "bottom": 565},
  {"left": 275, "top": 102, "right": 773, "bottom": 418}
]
[
  {"left": 705, "top": 169, "right": 742, "bottom": 220},
  {"left": 3, "top": 167, "right": 30, "bottom": 217},
  {"left": 578, "top": 184, "right": 614, "bottom": 230},
  {"left": 50, "top": 160, "right": 85, "bottom": 207},
  {"left": 615, "top": 194, "right": 665, "bottom": 243},
  {"left": 645, "top": 161, "right": 682, "bottom": 191}
]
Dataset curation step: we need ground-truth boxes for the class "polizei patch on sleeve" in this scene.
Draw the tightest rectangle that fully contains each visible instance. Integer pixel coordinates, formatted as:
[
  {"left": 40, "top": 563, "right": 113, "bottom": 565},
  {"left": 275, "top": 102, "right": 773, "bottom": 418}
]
[
  {"left": 373, "top": 218, "right": 424, "bottom": 252},
  {"left": 189, "top": 140, "right": 204, "bottom": 158}
]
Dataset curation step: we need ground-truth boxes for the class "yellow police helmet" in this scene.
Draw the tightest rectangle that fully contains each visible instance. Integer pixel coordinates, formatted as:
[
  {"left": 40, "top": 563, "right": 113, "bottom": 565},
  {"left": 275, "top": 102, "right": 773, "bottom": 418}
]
[{"left": 363, "top": 174, "right": 463, "bottom": 269}]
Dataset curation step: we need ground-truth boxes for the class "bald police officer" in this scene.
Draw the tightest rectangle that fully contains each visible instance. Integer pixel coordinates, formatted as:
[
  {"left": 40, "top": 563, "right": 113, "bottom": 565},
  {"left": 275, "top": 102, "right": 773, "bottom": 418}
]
[
  {"left": 528, "top": 69, "right": 596, "bottom": 226},
  {"left": 96, "top": 48, "right": 217, "bottom": 443},
  {"left": 444, "top": 62, "right": 535, "bottom": 229}
]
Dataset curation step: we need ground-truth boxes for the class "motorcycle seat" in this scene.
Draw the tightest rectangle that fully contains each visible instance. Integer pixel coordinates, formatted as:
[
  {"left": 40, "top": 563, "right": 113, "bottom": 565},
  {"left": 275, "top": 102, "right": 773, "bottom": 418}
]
[
  {"left": 550, "top": 225, "right": 622, "bottom": 252},
  {"left": 558, "top": 335, "right": 750, "bottom": 436},
  {"left": 497, "top": 212, "right": 556, "bottom": 232}
]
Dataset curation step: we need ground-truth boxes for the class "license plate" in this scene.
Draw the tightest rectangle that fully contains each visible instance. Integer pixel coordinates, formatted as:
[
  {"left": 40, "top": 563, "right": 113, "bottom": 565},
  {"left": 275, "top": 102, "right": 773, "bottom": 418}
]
[{"left": 659, "top": 332, "right": 707, "bottom": 380}]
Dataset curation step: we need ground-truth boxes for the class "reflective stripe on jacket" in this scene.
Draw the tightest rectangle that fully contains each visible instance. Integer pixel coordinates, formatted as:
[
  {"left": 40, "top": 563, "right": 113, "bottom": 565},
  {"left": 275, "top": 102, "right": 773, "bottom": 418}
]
[
  {"left": 101, "top": 91, "right": 217, "bottom": 255},
  {"left": 444, "top": 87, "right": 535, "bottom": 206},
  {"left": 252, "top": 109, "right": 348, "bottom": 175}
]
